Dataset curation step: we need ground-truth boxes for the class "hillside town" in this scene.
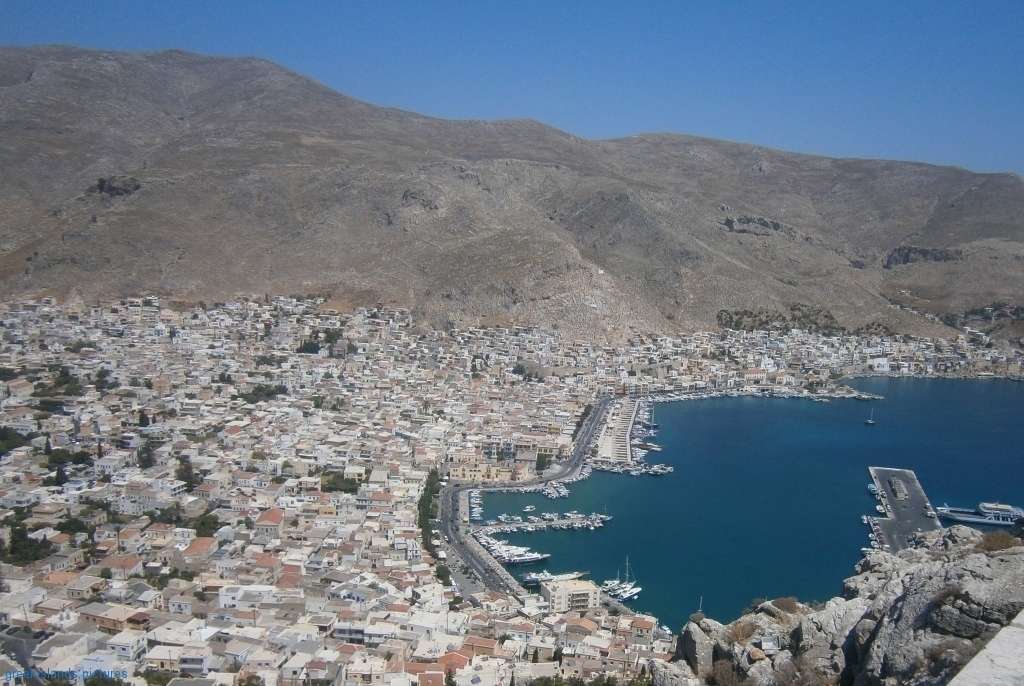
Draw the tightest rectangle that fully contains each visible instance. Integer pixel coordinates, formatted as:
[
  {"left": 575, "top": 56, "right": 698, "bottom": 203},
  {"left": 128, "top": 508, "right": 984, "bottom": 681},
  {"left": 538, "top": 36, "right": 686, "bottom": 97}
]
[{"left": 0, "top": 294, "right": 1018, "bottom": 686}]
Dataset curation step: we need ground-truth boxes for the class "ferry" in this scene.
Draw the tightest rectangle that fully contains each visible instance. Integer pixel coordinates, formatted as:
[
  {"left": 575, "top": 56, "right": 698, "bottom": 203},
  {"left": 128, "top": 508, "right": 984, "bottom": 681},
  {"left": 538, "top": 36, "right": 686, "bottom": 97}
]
[{"left": 935, "top": 502, "right": 1024, "bottom": 526}]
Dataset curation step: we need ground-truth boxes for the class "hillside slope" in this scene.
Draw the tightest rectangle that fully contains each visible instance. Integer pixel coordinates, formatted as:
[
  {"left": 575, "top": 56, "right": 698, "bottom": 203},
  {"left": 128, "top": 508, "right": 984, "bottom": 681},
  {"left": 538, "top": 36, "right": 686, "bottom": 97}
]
[{"left": 2, "top": 46, "right": 1023, "bottom": 336}]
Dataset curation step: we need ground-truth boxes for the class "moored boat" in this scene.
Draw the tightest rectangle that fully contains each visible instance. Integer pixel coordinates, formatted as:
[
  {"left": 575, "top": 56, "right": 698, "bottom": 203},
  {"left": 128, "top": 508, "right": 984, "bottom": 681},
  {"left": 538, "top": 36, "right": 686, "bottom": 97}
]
[{"left": 936, "top": 502, "right": 1024, "bottom": 526}]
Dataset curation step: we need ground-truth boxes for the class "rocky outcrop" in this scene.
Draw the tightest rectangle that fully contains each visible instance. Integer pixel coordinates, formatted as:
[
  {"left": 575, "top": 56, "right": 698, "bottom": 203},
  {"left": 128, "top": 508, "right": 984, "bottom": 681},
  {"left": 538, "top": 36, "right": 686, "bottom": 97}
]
[
  {"left": 648, "top": 658, "right": 701, "bottom": 686},
  {"left": 687, "top": 526, "right": 1024, "bottom": 686},
  {"left": 680, "top": 621, "right": 716, "bottom": 678},
  {"left": 884, "top": 245, "right": 965, "bottom": 268},
  {"left": 794, "top": 597, "right": 870, "bottom": 674}
]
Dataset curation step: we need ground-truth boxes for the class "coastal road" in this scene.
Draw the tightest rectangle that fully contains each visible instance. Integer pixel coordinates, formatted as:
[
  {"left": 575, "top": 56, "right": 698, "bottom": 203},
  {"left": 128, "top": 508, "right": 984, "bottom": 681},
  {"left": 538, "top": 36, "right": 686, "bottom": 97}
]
[{"left": 437, "top": 395, "right": 613, "bottom": 593}]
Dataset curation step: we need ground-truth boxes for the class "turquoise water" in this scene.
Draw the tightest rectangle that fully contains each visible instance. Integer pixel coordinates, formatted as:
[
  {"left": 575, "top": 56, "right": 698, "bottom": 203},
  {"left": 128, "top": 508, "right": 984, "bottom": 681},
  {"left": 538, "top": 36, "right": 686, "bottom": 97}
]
[{"left": 481, "top": 378, "right": 1024, "bottom": 629}]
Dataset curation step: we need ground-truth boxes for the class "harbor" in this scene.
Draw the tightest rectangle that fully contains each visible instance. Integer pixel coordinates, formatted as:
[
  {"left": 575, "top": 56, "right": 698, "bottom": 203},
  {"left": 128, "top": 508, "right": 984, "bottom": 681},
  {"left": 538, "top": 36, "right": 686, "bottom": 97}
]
[
  {"left": 451, "top": 378, "right": 1024, "bottom": 627},
  {"left": 865, "top": 466, "right": 943, "bottom": 552}
]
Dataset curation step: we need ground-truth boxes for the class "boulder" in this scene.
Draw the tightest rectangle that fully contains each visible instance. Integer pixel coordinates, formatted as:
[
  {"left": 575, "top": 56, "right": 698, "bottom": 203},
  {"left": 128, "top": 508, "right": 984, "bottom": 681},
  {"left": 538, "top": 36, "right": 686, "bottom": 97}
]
[
  {"left": 647, "top": 659, "right": 701, "bottom": 686},
  {"left": 697, "top": 616, "right": 727, "bottom": 642},
  {"left": 743, "top": 658, "right": 776, "bottom": 685},
  {"left": 680, "top": 621, "right": 715, "bottom": 678},
  {"left": 794, "top": 597, "right": 869, "bottom": 675}
]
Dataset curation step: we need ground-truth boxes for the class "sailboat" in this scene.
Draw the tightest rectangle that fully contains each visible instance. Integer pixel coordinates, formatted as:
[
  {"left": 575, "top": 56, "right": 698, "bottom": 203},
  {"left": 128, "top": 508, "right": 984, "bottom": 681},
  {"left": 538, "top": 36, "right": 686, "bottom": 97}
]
[
  {"left": 611, "top": 557, "right": 641, "bottom": 600},
  {"left": 865, "top": 408, "right": 875, "bottom": 425}
]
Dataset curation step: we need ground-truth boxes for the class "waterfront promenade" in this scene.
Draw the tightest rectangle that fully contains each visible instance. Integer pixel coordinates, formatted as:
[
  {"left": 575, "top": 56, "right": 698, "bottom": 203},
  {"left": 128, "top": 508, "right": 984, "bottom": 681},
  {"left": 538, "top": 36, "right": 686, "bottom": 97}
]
[{"left": 437, "top": 396, "right": 613, "bottom": 595}]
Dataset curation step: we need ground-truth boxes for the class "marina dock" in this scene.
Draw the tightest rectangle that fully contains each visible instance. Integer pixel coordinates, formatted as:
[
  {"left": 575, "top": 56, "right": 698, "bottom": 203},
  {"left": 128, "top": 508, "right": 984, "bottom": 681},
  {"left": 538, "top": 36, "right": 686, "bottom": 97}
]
[{"left": 866, "top": 467, "right": 942, "bottom": 552}]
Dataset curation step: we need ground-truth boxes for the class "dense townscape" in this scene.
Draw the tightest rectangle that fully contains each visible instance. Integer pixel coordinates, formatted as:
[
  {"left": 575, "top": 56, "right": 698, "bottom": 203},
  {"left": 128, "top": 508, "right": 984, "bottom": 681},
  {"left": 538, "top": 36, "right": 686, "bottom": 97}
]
[{"left": 0, "top": 294, "right": 1018, "bottom": 686}]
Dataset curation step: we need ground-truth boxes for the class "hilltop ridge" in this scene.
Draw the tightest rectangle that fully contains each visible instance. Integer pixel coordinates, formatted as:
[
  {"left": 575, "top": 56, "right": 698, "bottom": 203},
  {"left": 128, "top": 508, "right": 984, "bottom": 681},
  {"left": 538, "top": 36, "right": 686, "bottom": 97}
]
[{"left": 2, "top": 46, "right": 1024, "bottom": 337}]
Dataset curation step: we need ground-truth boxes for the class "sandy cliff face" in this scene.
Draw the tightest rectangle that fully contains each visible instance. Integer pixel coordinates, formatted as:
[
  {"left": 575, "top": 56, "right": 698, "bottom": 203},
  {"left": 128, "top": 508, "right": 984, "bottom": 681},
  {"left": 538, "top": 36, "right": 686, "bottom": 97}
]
[
  {"left": 2, "top": 46, "right": 1024, "bottom": 338},
  {"left": 654, "top": 526, "right": 1024, "bottom": 685}
]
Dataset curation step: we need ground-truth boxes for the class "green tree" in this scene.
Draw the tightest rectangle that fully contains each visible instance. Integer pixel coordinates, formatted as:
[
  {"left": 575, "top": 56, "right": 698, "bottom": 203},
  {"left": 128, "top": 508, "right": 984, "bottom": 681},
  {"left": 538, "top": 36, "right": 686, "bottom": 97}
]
[
  {"left": 176, "top": 456, "right": 198, "bottom": 492},
  {"left": 56, "top": 517, "right": 90, "bottom": 535},
  {"left": 532, "top": 648, "right": 539, "bottom": 663},
  {"left": 417, "top": 469, "right": 441, "bottom": 556},
  {"left": 189, "top": 512, "right": 220, "bottom": 538},
  {"left": 138, "top": 442, "right": 155, "bottom": 469},
  {"left": 0, "top": 523, "right": 54, "bottom": 565},
  {"left": 321, "top": 472, "right": 360, "bottom": 493},
  {"left": 138, "top": 409, "right": 150, "bottom": 427}
]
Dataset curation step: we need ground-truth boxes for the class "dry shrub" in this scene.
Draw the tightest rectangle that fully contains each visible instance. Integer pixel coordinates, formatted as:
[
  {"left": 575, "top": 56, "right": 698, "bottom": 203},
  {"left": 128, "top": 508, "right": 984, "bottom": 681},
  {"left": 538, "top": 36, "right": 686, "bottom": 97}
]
[
  {"left": 689, "top": 611, "right": 705, "bottom": 624},
  {"left": 742, "top": 597, "right": 767, "bottom": 615},
  {"left": 724, "top": 618, "right": 757, "bottom": 645},
  {"left": 976, "top": 530, "right": 1022, "bottom": 552},
  {"left": 709, "top": 659, "right": 743, "bottom": 686},
  {"left": 772, "top": 597, "right": 800, "bottom": 613}
]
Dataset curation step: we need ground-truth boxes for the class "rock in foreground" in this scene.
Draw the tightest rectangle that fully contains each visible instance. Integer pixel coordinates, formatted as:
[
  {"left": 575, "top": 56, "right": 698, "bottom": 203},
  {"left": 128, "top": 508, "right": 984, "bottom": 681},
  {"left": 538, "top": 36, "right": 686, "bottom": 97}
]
[{"left": 653, "top": 526, "right": 1024, "bottom": 686}]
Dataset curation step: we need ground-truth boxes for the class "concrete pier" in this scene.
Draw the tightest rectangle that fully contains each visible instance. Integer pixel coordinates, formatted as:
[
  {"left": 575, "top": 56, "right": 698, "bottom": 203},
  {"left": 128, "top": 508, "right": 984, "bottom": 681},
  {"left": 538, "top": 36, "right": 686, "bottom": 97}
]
[
  {"left": 866, "top": 466, "right": 942, "bottom": 552},
  {"left": 595, "top": 398, "right": 638, "bottom": 462}
]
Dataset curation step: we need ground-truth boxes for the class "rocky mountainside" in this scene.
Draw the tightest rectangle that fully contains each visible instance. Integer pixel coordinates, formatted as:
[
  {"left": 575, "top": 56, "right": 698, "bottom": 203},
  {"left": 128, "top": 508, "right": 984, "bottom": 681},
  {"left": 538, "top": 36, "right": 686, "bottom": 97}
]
[
  {"left": 3, "top": 46, "right": 1024, "bottom": 337},
  {"left": 652, "top": 526, "right": 1024, "bottom": 686}
]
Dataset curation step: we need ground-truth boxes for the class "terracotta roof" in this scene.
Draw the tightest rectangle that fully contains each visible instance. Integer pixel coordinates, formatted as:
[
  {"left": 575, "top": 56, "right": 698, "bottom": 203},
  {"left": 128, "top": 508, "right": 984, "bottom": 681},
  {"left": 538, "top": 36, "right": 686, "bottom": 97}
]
[{"left": 256, "top": 508, "right": 284, "bottom": 525}]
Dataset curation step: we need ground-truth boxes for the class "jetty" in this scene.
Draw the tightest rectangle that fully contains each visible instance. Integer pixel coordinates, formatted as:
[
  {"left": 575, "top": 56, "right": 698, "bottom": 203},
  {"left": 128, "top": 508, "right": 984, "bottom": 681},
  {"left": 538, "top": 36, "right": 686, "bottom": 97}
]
[
  {"left": 473, "top": 512, "right": 612, "bottom": 533},
  {"left": 865, "top": 467, "right": 942, "bottom": 552}
]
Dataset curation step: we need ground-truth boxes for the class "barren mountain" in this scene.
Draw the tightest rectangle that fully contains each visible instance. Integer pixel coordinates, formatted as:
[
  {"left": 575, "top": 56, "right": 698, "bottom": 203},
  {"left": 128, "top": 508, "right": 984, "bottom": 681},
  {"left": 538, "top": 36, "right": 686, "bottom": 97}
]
[{"left": 3, "top": 45, "right": 1023, "bottom": 337}]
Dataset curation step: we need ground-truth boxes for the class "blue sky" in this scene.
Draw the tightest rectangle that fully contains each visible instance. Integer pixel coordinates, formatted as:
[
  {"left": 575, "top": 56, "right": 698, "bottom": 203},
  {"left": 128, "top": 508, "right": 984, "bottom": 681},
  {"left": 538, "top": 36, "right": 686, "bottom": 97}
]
[{"left": 2, "top": 1, "right": 1023, "bottom": 175}]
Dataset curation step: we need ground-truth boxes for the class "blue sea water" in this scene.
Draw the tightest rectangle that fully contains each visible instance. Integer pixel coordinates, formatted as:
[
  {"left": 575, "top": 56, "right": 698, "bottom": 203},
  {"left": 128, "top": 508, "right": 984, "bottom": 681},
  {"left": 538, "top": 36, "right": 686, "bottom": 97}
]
[{"left": 480, "top": 378, "right": 1024, "bottom": 629}]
